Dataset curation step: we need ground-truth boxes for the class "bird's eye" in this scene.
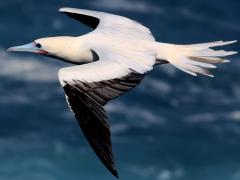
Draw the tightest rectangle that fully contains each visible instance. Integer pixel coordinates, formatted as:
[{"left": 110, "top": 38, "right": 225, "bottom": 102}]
[{"left": 36, "top": 43, "right": 42, "bottom": 48}]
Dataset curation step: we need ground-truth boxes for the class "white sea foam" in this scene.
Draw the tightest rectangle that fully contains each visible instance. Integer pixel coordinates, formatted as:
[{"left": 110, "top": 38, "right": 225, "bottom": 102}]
[
  {"left": 186, "top": 113, "right": 217, "bottom": 123},
  {"left": 186, "top": 110, "right": 240, "bottom": 124},
  {"left": 106, "top": 101, "right": 165, "bottom": 125},
  {"left": 111, "top": 123, "right": 129, "bottom": 134},
  {"left": 0, "top": 49, "right": 62, "bottom": 82},
  {"left": 129, "top": 165, "right": 156, "bottom": 177},
  {"left": 0, "top": 94, "right": 30, "bottom": 104},
  {"left": 228, "top": 111, "right": 240, "bottom": 121},
  {"left": 89, "top": 0, "right": 163, "bottom": 14},
  {"left": 157, "top": 168, "right": 184, "bottom": 180},
  {"left": 140, "top": 77, "right": 172, "bottom": 95},
  {"left": 129, "top": 165, "right": 185, "bottom": 179}
]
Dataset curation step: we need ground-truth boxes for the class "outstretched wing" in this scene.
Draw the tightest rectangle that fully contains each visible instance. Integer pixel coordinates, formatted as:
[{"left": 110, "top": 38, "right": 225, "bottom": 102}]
[
  {"left": 59, "top": 7, "right": 155, "bottom": 41},
  {"left": 58, "top": 43, "right": 155, "bottom": 177},
  {"left": 61, "top": 67, "right": 145, "bottom": 178}
]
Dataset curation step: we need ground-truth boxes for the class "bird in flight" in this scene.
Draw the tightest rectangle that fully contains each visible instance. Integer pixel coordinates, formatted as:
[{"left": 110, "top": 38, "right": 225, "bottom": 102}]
[{"left": 8, "top": 7, "right": 237, "bottom": 178}]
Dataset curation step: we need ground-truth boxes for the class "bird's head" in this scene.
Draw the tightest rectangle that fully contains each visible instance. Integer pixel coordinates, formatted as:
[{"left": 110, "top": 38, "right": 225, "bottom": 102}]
[
  {"left": 8, "top": 38, "right": 54, "bottom": 56},
  {"left": 7, "top": 36, "right": 89, "bottom": 63}
]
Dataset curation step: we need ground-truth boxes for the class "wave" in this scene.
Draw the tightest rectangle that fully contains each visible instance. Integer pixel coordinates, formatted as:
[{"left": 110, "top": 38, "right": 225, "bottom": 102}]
[
  {"left": 0, "top": 49, "right": 62, "bottom": 82},
  {"left": 179, "top": 7, "right": 240, "bottom": 32},
  {"left": 106, "top": 101, "right": 165, "bottom": 126},
  {"left": 0, "top": 93, "right": 31, "bottom": 104},
  {"left": 140, "top": 77, "right": 172, "bottom": 95},
  {"left": 89, "top": 0, "right": 163, "bottom": 14},
  {"left": 129, "top": 164, "right": 185, "bottom": 180}
]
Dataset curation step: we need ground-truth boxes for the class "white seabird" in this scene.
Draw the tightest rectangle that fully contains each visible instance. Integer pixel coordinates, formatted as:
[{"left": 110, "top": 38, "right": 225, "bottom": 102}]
[{"left": 8, "top": 7, "right": 237, "bottom": 178}]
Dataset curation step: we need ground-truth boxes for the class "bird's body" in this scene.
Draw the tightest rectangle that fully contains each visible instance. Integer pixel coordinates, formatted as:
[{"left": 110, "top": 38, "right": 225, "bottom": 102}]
[{"left": 8, "top": 7, "right": 237, "bottom": 178}]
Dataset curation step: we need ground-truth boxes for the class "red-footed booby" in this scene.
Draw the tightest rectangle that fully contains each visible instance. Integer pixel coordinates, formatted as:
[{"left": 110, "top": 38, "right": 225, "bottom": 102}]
[{"left": 8, "top": 7, "right": 237, "bottom": 178}]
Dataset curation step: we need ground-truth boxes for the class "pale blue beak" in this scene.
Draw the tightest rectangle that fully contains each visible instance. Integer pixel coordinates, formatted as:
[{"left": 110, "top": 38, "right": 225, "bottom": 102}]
[{"left": 8, "top": 42, "right": 47, "bottom": 55}]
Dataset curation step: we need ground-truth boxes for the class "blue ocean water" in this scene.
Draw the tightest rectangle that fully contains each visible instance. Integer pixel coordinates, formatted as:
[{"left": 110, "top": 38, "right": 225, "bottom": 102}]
[{"left": 0, "top": 0, "right": 240, "bottom": 180}]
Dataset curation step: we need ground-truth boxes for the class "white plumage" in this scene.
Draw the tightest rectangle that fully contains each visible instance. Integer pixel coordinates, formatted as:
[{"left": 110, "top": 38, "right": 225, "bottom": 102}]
[
  {"left": 8, "top": 7, "right": 238, "bottom": 178},
  {"left": 155, "top": 41, "right": 237, "bottom": 77}
]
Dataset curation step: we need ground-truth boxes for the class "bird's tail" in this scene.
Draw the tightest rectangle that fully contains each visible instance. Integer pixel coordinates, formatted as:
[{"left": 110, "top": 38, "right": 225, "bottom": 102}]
[{"left": 155, "top": 40, "right": 238, "bottom": 77}]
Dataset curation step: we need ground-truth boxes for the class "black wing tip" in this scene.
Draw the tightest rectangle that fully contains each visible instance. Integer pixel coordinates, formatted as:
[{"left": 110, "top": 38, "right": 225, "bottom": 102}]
[
  {"left": 103, "top": 158, "right": 119, "bottom": 179},
  {"left": 58, "top": 7, "right": 99, "bottom": 29},
  {"left": 112, "top": 170, "right": 119, "bottom": 179}
]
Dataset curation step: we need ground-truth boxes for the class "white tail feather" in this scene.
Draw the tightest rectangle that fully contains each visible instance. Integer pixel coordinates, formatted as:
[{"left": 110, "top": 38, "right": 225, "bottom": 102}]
[{"left": 156, "top": 40, "right": 238, "bottom": 77}]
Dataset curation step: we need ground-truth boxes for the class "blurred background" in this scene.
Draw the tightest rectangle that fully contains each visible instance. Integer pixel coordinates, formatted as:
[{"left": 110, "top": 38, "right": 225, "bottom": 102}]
[{"left": 0, "top": 0, "right": 240, "bottom": 180}]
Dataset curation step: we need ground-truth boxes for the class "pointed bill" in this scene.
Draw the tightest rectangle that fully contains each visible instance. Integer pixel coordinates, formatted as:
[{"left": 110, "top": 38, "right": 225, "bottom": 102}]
[{"left": 8, "top": 43, "right": 48, "bottom": 55}]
